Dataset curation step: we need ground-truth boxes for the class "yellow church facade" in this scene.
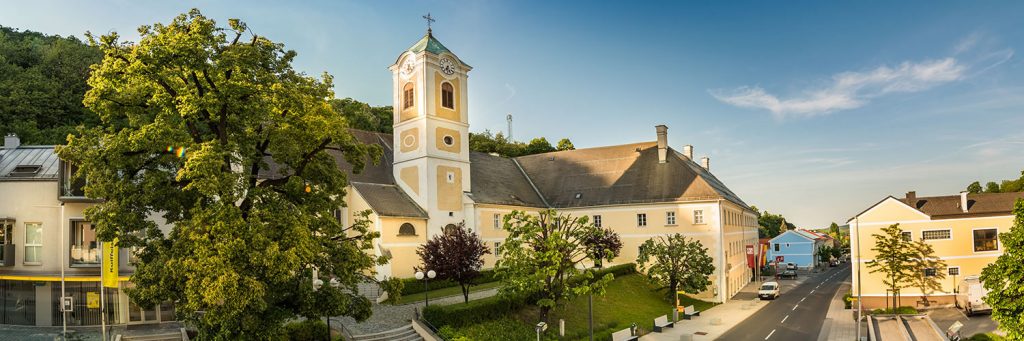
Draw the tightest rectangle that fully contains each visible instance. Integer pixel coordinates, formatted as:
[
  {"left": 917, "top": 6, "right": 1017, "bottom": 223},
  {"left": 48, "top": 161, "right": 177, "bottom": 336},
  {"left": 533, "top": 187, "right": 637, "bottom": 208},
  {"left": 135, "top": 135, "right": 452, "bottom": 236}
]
[{"left": 334, "top": 30, "right": 759, "bottom": 303}]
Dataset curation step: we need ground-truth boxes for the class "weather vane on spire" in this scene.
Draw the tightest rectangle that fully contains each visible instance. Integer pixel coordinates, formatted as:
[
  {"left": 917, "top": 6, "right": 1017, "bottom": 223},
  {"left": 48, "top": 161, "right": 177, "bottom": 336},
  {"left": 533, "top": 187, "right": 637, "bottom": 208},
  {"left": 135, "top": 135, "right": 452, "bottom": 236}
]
[{"left": 422, "top": 13, "right": 435, "bottom": 34}]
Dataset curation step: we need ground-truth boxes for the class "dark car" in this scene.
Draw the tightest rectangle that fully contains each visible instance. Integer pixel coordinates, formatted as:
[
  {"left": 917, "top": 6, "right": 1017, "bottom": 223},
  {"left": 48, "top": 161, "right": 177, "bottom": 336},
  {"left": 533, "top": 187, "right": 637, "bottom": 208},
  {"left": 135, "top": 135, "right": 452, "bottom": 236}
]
[{"left": 779, "top": 270, "right": 798, "bottom": 279}]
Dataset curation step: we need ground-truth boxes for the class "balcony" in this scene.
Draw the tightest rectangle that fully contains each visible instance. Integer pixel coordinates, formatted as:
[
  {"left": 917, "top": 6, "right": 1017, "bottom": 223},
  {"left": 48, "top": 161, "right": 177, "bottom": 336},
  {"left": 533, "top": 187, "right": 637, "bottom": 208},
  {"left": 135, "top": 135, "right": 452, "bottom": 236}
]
[
  {"left": 58, "top": 160, "right": 99, "bottom": 203},
  {"left": 0, "top": 244, "right": 14, "bottom": 266},
  {"left": 70, "top": 245, "right": 101, "bottom": 267}
]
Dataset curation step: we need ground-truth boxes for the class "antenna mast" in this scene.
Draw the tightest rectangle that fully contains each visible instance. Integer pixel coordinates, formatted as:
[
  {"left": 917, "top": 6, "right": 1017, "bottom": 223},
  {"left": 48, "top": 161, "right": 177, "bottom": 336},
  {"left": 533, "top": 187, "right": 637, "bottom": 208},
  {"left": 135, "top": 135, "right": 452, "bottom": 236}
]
[{"left": 506, "top": 114, "right": 513, "bottom": 141}]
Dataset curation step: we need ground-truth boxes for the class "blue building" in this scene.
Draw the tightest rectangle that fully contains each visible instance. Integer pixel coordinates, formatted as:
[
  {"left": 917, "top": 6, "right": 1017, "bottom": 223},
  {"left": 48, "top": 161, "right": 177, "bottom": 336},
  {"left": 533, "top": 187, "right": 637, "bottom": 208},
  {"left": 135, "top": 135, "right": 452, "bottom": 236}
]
[{"left": 766, "top": 229, "right": 831, "bottom": 269}]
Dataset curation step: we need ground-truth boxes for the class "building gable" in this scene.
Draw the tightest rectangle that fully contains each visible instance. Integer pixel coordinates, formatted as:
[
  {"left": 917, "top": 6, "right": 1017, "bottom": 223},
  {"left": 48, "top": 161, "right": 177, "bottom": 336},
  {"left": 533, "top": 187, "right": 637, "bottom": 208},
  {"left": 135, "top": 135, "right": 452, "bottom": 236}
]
[{"left": 854, "top": 196, "right": 930, "bottom": 223}]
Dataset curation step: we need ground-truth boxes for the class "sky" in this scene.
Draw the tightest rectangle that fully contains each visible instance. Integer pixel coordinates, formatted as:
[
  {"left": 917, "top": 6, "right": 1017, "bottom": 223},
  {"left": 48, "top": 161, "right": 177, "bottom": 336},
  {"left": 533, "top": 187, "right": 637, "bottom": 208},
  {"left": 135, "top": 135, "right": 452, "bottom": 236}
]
[{"left": 4, "top": 1, "right": 1024, "bottom": 228}]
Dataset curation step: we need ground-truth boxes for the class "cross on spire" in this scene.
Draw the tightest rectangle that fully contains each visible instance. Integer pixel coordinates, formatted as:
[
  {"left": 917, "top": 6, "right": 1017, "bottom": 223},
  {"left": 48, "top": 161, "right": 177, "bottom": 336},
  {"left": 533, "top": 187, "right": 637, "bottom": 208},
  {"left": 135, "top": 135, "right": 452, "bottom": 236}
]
[{"left": 422, "top": 13, "right": 435, "bottom": 35}]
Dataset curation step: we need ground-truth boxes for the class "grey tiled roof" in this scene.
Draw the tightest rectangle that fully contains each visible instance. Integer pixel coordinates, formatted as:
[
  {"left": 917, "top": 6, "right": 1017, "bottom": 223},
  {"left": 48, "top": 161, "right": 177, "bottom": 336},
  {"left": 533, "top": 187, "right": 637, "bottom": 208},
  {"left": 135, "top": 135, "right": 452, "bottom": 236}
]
[
  {"left": 0, "top": 146, "right": 59, "bottom": 181},
  {"left": 905, "top": 192, "right": 1024, "bottom": 218},
  {"left": 468, "top": 152, "right": 547, "bottom": 207},
  {"left": 352, "top": 182, "right": 428, "bottom": 218}
]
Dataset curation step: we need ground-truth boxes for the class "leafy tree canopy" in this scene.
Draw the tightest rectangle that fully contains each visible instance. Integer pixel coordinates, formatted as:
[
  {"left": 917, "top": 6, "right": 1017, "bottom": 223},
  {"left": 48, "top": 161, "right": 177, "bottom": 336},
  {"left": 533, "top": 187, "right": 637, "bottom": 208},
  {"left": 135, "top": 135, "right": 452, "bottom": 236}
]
[
  {"left": 329, "top": 97, "right": 392, "bottom": 134},
  {"left": 469, "top": 130, "right": 574, "bottom": 157},
  {"left": 57, "top": 10, "right": 391, "bottom": 338},
  {"left": 967, "top": 170, "right": 1024, "bottom": 194},
  {"left": 981, "top": 200, "right": 1024, "bottom": 339},
  {"left": 750, "top": 206, "right": 795, "bottom": 238},
  {"left": 0, "top": 25, "right": 102, "bottom": 144},
  {"left": 636, "top": 234, "right": 715, "bottom": 299},
  {"left": 417, "top": 222, "right": 490, "bottom": 303}
]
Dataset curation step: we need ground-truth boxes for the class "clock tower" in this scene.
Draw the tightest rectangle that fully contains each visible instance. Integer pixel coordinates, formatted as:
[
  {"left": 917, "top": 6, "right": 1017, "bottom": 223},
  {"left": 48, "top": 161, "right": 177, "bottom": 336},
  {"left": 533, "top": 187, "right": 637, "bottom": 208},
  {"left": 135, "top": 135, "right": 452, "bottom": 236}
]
[{"left": 389, "top": 28, "right": 472, "bottom": 235}]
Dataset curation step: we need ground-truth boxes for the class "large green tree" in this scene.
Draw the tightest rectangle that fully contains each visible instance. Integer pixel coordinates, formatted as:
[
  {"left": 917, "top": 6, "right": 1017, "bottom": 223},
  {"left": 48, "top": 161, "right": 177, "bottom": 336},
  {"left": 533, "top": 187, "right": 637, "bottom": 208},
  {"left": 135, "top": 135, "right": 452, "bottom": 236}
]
[
  {"left": 981, "top": 200, "right": 1024, "bottom": 339},
  {"left": 496, "top": 210, "right": 620, "bottom": 322},
  {"left": 751, "top": 206, "right": 793, "bottom": 238},
  {"left": 329, "top": 97, "right": 393, "bottom": 134},
  {"left": 468, "top": 129, "right": 573, "bottom": 157},
  {"left": 636, "top": 234, "right": 715, "bottom": 299},
  {"left": 866, "top": 224, "right": 917, "bottom": 309},
  {"left": 0, "top": 26, "right": 102, "bottom": 144},
  {"left": 57, "top": 10, "right": 391, "bottom": 338},
  {"left": 417, "top": 222, "right": 490, "bottom": 303},
  {"left": 908, "top": 239, "right": 945, "bottom": 307}
]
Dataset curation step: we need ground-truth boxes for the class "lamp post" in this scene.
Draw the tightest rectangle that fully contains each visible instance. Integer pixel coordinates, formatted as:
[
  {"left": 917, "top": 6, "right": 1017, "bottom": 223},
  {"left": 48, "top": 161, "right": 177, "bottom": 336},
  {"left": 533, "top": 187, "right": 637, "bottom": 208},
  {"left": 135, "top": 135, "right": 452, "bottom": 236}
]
[
  {"left": 589, "top": 260, "right": 603, "bottom": 341},
  {"left": 311, "top": 270, "right": 326, "bottom": 341},
  {"left": 535, "top": 321, "right": 548, "bottom": 341},
  {"left": 415, "top": 270, "right": 436, "bottom": 306}
]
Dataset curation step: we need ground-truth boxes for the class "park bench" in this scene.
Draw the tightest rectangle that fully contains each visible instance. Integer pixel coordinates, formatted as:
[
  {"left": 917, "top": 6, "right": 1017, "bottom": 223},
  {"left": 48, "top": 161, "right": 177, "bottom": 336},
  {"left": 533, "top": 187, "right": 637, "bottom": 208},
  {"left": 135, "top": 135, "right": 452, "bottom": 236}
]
[
  {"left": 611, "top": 328, "right": 638, "bottom": 341},
  {"left": 682, "top": 305, "right": 701, "bottom": 320},
  {"left": 653, "top": 314, "right": 674, "bottom": 332}
]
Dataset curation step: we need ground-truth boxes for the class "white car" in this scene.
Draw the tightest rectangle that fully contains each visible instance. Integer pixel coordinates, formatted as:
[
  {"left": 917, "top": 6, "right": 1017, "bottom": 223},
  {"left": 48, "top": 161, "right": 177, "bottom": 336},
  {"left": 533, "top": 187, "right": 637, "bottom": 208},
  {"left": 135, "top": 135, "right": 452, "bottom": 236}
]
[{"left": 758, "top": 281, "right": 780, "bottom": 300}]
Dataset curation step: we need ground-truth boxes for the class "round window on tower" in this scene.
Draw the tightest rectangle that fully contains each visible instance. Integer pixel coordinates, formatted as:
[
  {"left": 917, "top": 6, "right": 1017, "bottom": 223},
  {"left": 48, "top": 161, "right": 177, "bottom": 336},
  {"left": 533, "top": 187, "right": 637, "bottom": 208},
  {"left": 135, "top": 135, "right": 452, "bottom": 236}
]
[{"left": 443, "top": 135, "right": 454, "bottom": 146}]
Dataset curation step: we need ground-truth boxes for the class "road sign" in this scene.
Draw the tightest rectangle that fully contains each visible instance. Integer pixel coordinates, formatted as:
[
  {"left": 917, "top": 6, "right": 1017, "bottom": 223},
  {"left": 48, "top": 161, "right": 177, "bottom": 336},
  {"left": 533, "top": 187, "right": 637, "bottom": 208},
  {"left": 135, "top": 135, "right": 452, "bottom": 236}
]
[
  {"left": 775, "top": 256, "right": 785, "bottom": 263},
  {"left": 60, "top": 296, "right": 73, "bottom": 312}
]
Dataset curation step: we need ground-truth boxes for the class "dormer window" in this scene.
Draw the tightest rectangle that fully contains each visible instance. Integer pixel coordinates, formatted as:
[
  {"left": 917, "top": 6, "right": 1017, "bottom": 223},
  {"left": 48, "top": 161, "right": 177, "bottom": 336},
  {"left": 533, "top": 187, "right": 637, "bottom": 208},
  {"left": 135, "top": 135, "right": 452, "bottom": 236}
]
[
  {"left": 403, "top": 83, "right": 414, "bottom": 109},
  {"left": 441, "top": 82, "right": 454, "bottom": 109},
  {"left": 8, "top": 165, "right": 41, "bottom": 177}
]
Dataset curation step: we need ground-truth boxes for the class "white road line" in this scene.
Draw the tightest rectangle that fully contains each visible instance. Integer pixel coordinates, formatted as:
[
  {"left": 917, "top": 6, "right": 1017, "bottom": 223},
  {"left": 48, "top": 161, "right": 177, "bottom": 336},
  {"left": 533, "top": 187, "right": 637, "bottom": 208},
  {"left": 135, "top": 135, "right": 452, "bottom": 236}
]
[
  {"left": 792, "top": 304, "right": 799, "bottom": 311},
  {"left": 781, "top": 315, "right": 789, "bottom": 323},
  {"left": 810, "top": 289, "right": 815, "bottom": 294},
  {"left": 800, "top": 297, "right": 806, "bottom": 302},
  {"left": 765, "top": 329, "right": 776, "bottom": 340}
]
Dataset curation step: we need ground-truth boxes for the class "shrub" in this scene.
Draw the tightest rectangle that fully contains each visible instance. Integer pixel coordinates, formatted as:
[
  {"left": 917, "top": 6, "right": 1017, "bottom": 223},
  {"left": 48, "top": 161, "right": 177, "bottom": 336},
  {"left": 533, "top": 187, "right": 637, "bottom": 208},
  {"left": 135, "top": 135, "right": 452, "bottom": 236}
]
[
  {"left": 437, "top": 317, "right": 536, "bottom": 340},
  {"left": 283, "top": 319, "right": 329, "bottom": 341},
  {"left": 423, "top": 291, "right": 531, "bottom": 328},
  {"left": 400, "top": 269, "right": 499, "bottom": 296},
  {"left": 843, "top": 292, "right": 854, "bottom": 309},
  {"left": 966, "top": 333, "right": 1006, "bottom": 341},
  {"left": 870, "top": 306, "right": 918, "bottom": 315}
]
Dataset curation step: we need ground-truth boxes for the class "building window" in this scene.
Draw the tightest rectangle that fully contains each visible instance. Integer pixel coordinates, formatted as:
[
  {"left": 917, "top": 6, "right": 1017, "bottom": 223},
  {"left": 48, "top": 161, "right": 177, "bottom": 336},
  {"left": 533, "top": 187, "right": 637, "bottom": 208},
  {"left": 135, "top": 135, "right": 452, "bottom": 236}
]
[
  {"left": 0, "top": 219, "right": 12, "bottom": 265},
  {"left": 694, "top": 210, "right": 704, "bottom": 224},
  {"left": 494, "top": 242, "right": 502, "bottom": 257},
  {"left": 444, "top": 224, "right": 458, "bottom": 234},
  {"left": 637, "top": 213, "right": 647, "bottom": 227},
  {"left": 24, "top": 223, "right": 42, "bottom": 264},
  {"left": 403, "top": 83, "right": 414, "bottom": 109},
  {"left": 973, "top": 228, "right": 999, "bottom": 252},
  {"left": 948, "top": 267, "right": 960, "bottom": 276},
  {"left": 398, "top": 223, "right": 416, "bottom": 236},
  {"left": 441, "top": 82, "right": 454, "bottom": 109},
  {"left": 666, "top": 211, "right": 676, "bottom": 225},
  {"left": 70, "top": 220, "right": 100, "bottom": 266},
  {"left": 593, "top": 215, "right": 602, "bottom": 228},
  {"left": 443, "top": 135, "right": 455, "bottom": 146},
  {"left": 493, "top": 213, "right": 501, "bottom": 229},
  {"left": 774, "top": 243, "right": 780, "bottom": 252},
  {"left": 901, "top": 231, "right": 912, "bottom": 241},
  {"left": 922, "top": 229, "right": 951, "bottom": 240},
  {"left": 924, "top": 268, "right": 937, "bottom": 277}
]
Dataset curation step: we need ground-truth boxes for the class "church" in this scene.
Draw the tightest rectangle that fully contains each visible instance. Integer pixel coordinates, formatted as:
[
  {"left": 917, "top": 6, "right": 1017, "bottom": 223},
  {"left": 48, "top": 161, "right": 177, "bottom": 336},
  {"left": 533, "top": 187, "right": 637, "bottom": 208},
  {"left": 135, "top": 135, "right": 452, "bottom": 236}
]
[{"left": 336, "top": 29, "right": 760, "bottom": 303}]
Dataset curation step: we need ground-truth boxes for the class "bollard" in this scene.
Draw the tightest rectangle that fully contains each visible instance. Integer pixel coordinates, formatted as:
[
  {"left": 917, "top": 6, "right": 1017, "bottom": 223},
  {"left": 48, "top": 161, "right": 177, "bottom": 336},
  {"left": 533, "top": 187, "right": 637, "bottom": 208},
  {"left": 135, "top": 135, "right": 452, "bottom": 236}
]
[{"left": 560, "top": 319, "right": 565, "bottom": 337}]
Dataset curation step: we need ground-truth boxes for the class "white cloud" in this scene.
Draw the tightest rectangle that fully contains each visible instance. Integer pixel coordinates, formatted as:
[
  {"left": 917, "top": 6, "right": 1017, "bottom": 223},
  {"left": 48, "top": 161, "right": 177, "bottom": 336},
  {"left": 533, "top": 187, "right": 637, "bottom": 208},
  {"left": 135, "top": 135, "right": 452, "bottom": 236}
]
[{"left": 711, "top": 58, "right": 967, "bottom": 119}]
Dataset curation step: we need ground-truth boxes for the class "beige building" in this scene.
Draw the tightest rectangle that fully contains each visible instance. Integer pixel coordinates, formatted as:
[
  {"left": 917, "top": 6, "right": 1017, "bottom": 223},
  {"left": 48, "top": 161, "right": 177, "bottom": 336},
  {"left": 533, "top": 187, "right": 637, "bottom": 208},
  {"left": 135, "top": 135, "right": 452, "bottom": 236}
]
[
  {"left": 849, "top": 190, "right": 1022, "bottom": 309},
  {"left": 331, "top": 30, "right": 760, "bottom": 303}
]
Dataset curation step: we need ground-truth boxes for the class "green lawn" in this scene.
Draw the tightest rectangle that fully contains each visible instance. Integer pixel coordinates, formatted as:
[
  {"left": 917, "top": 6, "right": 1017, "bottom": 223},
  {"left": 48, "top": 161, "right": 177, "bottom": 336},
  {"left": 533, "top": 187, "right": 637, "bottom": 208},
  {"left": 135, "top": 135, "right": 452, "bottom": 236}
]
[
  {"left": 391, "top": 280, "right": 503, "bottom": 305},
  {"left": 440, "top": 273, "right": 715, "bottom": 340}
]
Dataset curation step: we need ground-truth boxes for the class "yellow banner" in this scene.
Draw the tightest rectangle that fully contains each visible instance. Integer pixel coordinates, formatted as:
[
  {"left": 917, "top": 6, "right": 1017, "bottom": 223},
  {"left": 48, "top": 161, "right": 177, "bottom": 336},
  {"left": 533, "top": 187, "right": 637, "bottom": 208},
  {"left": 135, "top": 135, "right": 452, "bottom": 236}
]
[
  {"left": 87, "top": 292, "right": 100, "bottom": 309},
  {"left": 102, "top": 239, "right": 118, "bottom": 288}
]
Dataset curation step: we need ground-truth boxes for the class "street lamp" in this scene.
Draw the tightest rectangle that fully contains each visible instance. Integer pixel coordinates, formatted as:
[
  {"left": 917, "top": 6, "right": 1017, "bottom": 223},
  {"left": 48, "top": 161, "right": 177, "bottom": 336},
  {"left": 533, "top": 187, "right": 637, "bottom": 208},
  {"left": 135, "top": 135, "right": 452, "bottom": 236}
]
[
  {"left": 535, "top": 321, "right": 548, "bottom": 341},
  {"left": 415, "top": 270, "right": 437, "bottom": 306}
]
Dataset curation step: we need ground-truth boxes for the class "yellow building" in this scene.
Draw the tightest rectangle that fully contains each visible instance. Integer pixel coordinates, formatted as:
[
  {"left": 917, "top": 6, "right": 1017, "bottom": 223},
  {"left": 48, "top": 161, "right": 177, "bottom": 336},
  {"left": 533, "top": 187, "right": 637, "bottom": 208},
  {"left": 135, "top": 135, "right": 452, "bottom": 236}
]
[
  {"left": 849, "top": 190, "right": 1022, "bottom": 309},
  {"left": 330, "top": 30, "right": 760, "bottom": 303}
]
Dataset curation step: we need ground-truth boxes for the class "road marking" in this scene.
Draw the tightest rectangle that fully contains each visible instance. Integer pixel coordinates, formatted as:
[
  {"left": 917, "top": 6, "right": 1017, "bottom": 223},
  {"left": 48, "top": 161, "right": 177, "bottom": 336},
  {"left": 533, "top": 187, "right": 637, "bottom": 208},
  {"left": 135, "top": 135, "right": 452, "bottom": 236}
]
[
  {"left": 792, "top": 304, "right": 799, "bottom": 311},
  {"left": 765, "top": 329, "right": 776, "bottom": 340},
  {"left": 810, "top": 289, "right": 815, "bottom": 294},
  {"left": 781, "top": 315, "right": 789, "bottom": 323},
  {"left": 800, "top": 297, "right": 806, "bottom": 302}
]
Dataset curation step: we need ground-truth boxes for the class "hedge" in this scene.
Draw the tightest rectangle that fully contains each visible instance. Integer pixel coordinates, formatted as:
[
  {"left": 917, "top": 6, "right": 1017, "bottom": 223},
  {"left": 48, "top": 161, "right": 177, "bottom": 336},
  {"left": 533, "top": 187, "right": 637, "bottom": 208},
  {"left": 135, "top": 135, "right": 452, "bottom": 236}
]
[
  {"left": 870, "top": 306, "right": 918, "bottom": 315},
  {"left": 399, "top": 269, "right": 500, "bottom": 296},
  {"left": 283, "top": 319, "right": 330, "bottom": 341}
]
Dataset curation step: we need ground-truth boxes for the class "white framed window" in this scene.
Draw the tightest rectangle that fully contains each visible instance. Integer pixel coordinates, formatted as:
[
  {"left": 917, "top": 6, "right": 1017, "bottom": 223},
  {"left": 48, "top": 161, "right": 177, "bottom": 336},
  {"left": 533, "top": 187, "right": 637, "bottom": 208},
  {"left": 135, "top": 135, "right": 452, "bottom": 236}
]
[
  {"left": 666, "top": 211, "right": 676, "bottom": 225},
  {"left": 901, "top": 231, "right": 912, "bottom": 241},
  {"left": 921, "top": 229, "right": 951, "bottom": 240},
  {"left": 973, "top": 228, "right": 999, "bottom": 252},
  {"left": 693, "top": 210, "right": 704, "bottom": 224},
  {"left": 493, "top": 213, "right": 501, "bottom": 229},
  {"left": 24, "top": 222, "right": 42, "bottom": 264},
  {"left": 593, "top": 215, "right": 602, "bottom": 228},
  {"left": 947, "top": 267, "right": 960, "bottom": 276},
  {"left": 494, "top": 242, "right": 502, "bottom": 257},
  {"left": 637, "top": 213, "right": 647, "bottom": 227}
]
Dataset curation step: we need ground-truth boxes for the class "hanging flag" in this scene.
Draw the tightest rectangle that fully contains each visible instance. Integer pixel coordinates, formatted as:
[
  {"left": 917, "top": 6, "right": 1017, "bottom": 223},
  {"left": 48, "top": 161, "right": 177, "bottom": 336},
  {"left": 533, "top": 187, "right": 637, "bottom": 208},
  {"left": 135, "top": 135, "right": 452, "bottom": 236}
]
[{"left": 102, "top": 239, "right": 119, "bottom": 288}]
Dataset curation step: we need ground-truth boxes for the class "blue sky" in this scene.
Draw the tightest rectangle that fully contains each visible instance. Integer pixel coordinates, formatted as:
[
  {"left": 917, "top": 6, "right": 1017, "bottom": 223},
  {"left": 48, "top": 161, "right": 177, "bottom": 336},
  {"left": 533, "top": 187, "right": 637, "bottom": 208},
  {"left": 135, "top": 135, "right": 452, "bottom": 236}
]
[{"left": 5, "top": 1, "right": 1023, "bottom": 228}]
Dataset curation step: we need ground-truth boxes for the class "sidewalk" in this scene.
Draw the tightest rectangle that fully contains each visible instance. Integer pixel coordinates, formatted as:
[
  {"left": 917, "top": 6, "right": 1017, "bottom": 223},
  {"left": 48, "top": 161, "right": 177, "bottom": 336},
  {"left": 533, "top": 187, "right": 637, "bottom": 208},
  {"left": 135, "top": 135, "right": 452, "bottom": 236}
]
[
  {"left": 641, "top": 274, "right": 815, "bottom": 341},
  {"left": 818, "top": 280, "right": 863, "bottom": 341}
]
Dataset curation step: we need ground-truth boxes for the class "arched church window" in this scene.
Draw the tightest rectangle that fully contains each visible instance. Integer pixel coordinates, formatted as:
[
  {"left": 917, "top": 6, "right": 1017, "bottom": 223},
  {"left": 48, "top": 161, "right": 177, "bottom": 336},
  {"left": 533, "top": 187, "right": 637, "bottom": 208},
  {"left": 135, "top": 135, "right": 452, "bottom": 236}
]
[
  {"left": 398, "top": 223, "right": 416, "bottom": 236},
  {"left": 441, "top": 82, "right": 454, "bottom": 109},
  {"left": 403, "top": 83, "right": 414, "bottom": 109},
  {"left": 444, "top": 224, "right": 458, "bottom": 234}
]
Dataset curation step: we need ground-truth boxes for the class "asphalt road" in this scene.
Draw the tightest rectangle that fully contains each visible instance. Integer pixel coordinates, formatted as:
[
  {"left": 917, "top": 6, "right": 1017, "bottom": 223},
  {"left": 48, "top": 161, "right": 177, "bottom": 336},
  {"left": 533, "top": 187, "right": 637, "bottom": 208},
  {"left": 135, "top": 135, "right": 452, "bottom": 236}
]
[{"left": 717, "top": 262, "right": 852, "bottom": 341}]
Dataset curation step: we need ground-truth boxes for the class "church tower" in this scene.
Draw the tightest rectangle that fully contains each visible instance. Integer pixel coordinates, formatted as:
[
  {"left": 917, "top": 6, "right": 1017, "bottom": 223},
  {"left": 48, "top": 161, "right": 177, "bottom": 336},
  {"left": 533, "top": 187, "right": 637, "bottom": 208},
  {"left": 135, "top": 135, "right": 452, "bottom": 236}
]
[{"left": 389, "top": 27, "right": 472, "bottom": 235}]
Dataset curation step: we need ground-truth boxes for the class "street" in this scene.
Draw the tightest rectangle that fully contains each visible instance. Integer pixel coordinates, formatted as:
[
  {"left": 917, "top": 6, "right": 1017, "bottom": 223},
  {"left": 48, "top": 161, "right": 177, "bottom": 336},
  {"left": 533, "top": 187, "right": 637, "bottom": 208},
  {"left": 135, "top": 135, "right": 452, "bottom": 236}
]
[{"left": 717, "top": 263, "right": 851, "bottom": 341}]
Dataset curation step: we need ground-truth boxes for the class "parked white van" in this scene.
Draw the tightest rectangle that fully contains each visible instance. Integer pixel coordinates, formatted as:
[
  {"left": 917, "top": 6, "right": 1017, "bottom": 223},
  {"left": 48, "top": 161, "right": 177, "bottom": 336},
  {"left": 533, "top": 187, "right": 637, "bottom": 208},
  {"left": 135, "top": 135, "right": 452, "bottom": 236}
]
[{"left": 956, "top": 275, "right": 991, "bottom": 316}]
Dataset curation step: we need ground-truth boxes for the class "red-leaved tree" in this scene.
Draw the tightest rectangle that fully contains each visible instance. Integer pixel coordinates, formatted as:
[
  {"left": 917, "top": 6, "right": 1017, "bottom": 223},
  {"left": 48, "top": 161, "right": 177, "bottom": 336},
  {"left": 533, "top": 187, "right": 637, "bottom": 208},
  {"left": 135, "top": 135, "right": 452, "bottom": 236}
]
[{"left": 417, "top": 222, "right": 490, "bottom": 303}]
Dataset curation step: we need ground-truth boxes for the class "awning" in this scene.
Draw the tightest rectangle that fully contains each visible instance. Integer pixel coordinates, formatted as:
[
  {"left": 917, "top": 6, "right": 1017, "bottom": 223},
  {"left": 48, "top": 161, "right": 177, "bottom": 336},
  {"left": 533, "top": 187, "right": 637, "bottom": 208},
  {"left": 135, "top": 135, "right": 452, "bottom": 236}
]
[{"left": 0, "top": 275, "right": 131, "bottom": 282}]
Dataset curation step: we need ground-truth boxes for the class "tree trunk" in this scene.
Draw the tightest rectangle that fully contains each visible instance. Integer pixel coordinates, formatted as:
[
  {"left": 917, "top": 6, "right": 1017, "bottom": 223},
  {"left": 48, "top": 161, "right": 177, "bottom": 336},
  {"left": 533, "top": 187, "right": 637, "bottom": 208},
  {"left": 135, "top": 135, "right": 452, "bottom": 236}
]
[{"left": 462, "top": 284, "right": 470, "bottom": 303}]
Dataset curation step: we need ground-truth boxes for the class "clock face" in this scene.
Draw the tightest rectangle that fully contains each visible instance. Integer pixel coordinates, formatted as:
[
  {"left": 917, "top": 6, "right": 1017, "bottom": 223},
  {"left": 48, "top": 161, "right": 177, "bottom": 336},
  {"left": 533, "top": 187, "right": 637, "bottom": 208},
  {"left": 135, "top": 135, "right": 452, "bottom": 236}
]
[
  {"left": 439, "top": 58, "right": 456, "bottom": 75},
  {"left": 400, "top": 57, "right": 416, "bottom": 78}
]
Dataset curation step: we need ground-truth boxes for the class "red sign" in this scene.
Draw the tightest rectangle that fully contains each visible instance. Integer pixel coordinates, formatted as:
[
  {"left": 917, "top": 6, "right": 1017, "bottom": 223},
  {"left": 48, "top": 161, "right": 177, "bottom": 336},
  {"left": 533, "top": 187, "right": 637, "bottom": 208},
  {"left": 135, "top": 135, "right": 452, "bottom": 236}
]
[
  {"left": 746, "top": 245, "right": 756, "bottom": 269},
  {"left": 775, "top": 256, "right": 784, "bottom": 263}
]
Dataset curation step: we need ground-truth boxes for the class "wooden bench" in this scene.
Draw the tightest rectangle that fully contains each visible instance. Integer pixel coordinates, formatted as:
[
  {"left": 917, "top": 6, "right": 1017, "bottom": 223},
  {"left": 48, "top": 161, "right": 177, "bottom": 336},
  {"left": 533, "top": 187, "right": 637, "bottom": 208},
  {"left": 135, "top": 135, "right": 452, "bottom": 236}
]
[
  {"left": 611, "top": 328, "right": 638, "bottom": 341},
  {"left": 682, "top": 305, "right": 701, "bottom": 320},
  {"left": 653, "top": 314, "right": 674, "bottom": 332}
]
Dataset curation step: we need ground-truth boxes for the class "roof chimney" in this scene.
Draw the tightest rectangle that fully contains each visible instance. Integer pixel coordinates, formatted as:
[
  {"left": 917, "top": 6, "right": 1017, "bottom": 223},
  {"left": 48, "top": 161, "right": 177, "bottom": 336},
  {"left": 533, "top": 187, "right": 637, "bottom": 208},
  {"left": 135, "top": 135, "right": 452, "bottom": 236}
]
[
  {"left": 656, "top": 125, "right": 668, "bottom": 163},
  {"left": 960, "top": 191, "right": 969, "bottom": 213},
  {"left": 700, "top": 156, "right": 710, "bottom": 171},
  {"left": 906, "top": 191, "right": 916, "bottom": 206},
  {"left": 682, "top": 145, "right": 693, "bottom": 159},
  {"left": 3, "top": 134, "right": 19, "bottom": 150}
]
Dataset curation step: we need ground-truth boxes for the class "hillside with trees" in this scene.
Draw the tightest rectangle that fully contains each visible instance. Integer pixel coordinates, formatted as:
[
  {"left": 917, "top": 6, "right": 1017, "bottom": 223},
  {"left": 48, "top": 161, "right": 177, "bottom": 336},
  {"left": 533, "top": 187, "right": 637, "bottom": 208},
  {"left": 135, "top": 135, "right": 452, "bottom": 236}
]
[{"left": 967, "top": 170, "right": 1024, "bottom": 194}]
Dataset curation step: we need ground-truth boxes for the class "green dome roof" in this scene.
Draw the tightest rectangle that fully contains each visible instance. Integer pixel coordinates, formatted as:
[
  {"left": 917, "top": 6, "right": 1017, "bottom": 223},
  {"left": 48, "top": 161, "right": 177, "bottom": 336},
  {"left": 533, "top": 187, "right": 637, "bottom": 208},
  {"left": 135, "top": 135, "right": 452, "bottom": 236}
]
[{"left": 408, "top": 30, "right": 451, "bottom": 55}]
